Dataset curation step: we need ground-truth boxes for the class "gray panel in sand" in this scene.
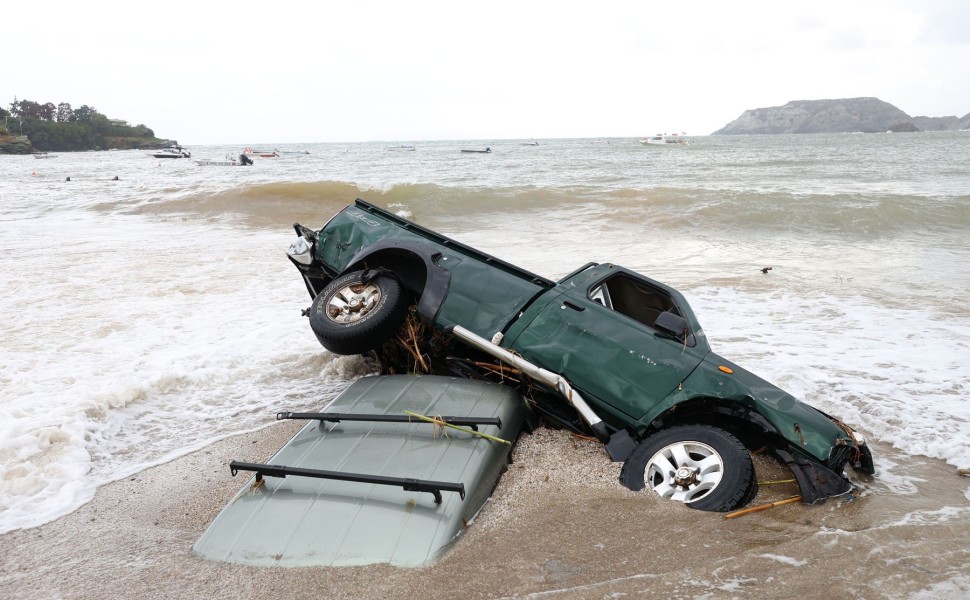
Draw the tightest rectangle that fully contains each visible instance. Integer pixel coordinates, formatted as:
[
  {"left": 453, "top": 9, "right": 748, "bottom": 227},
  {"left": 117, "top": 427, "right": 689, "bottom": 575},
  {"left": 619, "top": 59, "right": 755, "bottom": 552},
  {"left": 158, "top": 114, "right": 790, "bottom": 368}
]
[{"left": 193, "top": 375, "right": 527, "bottom": 567}]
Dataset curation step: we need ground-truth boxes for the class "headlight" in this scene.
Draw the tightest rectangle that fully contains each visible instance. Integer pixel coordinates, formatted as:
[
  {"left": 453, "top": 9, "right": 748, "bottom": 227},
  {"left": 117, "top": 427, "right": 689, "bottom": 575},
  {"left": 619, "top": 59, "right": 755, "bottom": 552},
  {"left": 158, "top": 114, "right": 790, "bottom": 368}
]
[{"left": 287, "top": 236, "right": 313, "bottom": 265}]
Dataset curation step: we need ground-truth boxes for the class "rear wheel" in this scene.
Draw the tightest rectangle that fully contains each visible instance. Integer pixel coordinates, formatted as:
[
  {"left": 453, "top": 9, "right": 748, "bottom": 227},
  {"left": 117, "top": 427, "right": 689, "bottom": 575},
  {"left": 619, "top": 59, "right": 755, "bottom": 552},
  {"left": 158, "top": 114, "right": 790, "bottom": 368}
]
[
  {"left": 308, "top": 270, "right": 409, "bottom": 355},
  {"left": 619, "top": 425, "right": 755, "bottom": 512}
]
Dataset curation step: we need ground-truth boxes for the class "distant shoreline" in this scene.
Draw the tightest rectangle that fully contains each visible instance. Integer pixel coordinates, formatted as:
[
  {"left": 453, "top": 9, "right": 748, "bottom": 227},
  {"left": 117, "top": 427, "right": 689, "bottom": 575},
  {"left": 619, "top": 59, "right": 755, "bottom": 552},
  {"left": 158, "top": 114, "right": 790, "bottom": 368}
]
[{"left": 714, "top": 97, "right": 970, "bottom": 135}]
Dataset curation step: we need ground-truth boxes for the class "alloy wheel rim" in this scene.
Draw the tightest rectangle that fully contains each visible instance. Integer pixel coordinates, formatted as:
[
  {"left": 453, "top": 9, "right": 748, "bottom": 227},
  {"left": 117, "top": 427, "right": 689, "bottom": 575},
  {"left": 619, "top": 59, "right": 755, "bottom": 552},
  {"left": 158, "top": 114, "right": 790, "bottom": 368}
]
[
  {"left": 326, "top": 282, "right": 382, "bottom": 323},
  {"left": 644, "top": 440, "right": 724, "bottom": 503}
]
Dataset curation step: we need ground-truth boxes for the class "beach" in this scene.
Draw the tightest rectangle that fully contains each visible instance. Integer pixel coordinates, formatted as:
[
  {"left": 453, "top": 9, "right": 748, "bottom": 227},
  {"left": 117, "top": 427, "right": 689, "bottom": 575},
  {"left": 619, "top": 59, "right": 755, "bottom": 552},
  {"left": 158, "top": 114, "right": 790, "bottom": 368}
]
[
  {"left": 2, "top": 423, "right": 968, "bottom": 599},
  {"left": 2, "top": 135, "right": 969, "bottom": 598}
]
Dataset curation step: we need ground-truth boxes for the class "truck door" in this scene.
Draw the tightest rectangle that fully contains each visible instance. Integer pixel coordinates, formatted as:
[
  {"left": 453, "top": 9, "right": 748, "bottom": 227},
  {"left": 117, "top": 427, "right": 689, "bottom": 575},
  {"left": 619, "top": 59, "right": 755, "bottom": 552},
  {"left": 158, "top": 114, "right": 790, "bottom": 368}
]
[{"left": 506, "top": 268, "right": 709, "bottom": 421}]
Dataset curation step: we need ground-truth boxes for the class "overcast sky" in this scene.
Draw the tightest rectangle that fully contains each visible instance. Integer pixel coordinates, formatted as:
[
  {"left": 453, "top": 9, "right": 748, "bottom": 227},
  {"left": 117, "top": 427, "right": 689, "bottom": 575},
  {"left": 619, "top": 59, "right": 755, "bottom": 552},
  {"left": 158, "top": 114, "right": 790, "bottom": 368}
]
[{"left": 7, "top": 1, "right": 969, "bottom": 144}]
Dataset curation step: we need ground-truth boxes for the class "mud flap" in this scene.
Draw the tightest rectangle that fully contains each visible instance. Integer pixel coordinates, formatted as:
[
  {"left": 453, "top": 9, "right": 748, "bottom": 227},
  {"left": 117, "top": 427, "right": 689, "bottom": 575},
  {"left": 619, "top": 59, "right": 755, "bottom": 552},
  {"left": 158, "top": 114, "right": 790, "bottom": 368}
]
[
  {"left": 775, "top": 448, "right": 852, "bottom": 504},
  {"left": 605, "top": 429, "right": 637, "bottom": 462}
]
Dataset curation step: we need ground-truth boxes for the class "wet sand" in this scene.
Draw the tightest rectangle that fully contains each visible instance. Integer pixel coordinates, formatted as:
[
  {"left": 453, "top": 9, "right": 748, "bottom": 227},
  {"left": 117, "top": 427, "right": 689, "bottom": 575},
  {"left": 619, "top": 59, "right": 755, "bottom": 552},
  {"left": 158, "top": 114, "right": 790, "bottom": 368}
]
[{"left": 2, "top": 425, "right": 968, "bottom": 599}]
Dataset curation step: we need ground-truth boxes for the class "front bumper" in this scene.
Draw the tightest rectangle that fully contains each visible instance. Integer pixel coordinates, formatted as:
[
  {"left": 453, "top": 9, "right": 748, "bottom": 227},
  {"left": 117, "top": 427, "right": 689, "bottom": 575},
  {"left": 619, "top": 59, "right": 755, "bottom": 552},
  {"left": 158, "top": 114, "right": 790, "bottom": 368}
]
[{"left": 775, "top": 441, "right": 874, "bottom": 504}]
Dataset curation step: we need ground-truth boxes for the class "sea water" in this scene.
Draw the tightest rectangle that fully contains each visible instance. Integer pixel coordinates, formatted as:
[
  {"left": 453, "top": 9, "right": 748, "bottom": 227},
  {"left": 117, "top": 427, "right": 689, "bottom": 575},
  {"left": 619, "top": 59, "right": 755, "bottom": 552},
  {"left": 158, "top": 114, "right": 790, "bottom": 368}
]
[{"left": 1, "top": 133, "right": 968, "bottom": 535}]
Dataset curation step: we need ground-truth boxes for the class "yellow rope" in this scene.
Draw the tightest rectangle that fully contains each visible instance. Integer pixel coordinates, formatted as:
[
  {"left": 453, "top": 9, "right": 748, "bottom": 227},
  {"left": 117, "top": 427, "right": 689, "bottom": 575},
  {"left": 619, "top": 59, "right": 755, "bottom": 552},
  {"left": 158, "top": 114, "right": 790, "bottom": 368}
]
[
  {"left": 403, "top": 410, "right": 511, "bottom": 445},
  {"left": 231, "top": 476, "right": 265, "bottom": 505}
]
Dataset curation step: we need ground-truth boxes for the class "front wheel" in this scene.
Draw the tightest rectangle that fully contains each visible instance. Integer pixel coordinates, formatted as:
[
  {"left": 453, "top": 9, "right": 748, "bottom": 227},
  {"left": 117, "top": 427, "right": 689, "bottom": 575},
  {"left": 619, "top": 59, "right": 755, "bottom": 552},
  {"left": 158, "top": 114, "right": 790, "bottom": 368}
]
[
  {"left": 619, "top": 425, "right": 756, "bottom": 512},
  {"left": 308, "top": 270, "right": 409, "bottom": 355}
]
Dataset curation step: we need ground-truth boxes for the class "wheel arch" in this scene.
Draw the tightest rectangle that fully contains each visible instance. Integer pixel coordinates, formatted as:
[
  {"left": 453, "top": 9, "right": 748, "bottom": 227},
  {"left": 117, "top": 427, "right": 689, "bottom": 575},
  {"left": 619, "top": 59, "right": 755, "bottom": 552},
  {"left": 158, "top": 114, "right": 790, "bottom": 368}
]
[
  {"left": 342, "top": 241, "right": 451, "bottom": 324},
  {"left": 641, "top": 396, "right": 784, "bottom": 453}
]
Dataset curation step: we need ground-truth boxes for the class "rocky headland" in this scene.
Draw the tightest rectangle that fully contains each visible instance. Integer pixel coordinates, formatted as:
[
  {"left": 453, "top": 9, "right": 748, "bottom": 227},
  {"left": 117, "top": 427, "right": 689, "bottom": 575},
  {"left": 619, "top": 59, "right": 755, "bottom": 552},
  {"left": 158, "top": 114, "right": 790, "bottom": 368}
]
[
  {"left": 0, "top": 135, "right": 33, "bottom": 154},
  {"left": 714, "top": 97, "right": 970, "bottom": 135}
]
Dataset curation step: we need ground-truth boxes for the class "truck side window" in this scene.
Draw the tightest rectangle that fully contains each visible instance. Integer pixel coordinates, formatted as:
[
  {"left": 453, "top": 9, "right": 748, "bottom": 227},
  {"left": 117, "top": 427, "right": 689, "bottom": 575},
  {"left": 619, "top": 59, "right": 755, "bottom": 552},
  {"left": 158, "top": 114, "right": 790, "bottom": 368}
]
[
  {"left": 589, "top": 284, "right": 612, "bottom": 309},
  {"left": 589, "top": 275, "right": 677, "bottom": 329}
]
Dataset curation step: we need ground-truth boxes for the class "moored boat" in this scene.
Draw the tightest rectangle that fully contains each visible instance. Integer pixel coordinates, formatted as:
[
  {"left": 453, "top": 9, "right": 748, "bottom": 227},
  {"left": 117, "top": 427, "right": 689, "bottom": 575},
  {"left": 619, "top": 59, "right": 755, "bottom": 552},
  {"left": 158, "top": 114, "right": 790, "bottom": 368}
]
[
  {"left": 151, "top": 145, "right": 192, "bottom": 158},
  {"left": 460, "top": 147, "right": 492, "bottom": 153},
  {"left": 639, "top": 133, "right": 689, "bottom": 146},
  {"left": 243, "top": 147, "right": 279, "bottom": 158}
]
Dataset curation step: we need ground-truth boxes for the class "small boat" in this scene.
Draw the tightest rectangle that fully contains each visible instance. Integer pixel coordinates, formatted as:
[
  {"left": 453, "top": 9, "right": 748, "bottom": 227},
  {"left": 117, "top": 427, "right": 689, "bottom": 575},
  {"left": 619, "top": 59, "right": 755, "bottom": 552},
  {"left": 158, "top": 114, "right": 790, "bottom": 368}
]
[
  {"left": 385, "top": 145, "right": 416, "bottom": 151},
  {"left": 195, "top": 154, "right": 254, "bottom": 166},
  {"left": 639, "top": 133, "right": 689, "bottom": 146},
  {"left": 152, "top": 145, "right": 192, "bottom": 158},
  {"left": 243, "top": 147, "right": 279, "bottom": 158},
  {"left": 460, "top": 147, "right": 492, "bottom": 153},
  {"left": 32, "top": 152, "right": 58, "bottom": 159},
  {"left": 521, "top": 141, "right": 539, "bottom": 146}
]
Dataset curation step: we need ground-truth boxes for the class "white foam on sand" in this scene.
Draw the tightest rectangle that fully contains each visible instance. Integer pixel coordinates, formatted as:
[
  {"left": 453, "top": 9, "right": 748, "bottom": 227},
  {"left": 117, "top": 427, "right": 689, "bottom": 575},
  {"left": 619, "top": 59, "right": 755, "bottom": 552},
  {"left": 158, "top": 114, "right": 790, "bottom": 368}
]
[
  {"left": 689, "top": 285, "right": 970, "bottom": 471},
  {"left": 757, "top": 554, "right": 808, "bottom": 567},
  {"left": 0, "top": 213, "right": 368, "bottom": 534}
]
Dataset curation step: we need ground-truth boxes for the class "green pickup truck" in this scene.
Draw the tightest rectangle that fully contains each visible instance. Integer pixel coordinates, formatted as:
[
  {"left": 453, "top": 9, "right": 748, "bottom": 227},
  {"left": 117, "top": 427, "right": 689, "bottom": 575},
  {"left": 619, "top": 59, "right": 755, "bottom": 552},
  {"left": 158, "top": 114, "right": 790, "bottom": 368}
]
[{"left": 286, "top": 199, "right": 874, "bottom": 512}]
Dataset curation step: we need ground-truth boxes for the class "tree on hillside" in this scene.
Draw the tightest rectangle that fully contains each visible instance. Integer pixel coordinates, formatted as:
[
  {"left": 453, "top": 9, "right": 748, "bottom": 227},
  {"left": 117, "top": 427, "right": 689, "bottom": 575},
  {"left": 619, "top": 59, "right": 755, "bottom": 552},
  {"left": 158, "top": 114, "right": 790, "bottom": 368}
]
[
  {"left": 39, "top": 102, "right": 56, "bottom": 121},
  {"left": 10, "top": 99, "right": 44, "bottom": 119},
  {"left": 72, "top": 104, "right": 100, "bottom": 123},
  {"left": 57, "top": 102, "right": 73, "bottom": 123},
  {"left": 8, "top": 98, "right": 103, "bottom": 123},
  {"left": 4, "top": 96, "right": 163, "bottom": 151}
]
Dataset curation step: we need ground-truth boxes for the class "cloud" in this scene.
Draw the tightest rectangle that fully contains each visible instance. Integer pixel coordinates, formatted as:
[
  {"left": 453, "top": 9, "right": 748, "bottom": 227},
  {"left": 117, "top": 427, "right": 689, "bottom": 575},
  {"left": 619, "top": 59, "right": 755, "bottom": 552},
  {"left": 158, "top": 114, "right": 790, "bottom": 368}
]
[{"left": 6, "top": 1, "right": 968, "bottom": 142}]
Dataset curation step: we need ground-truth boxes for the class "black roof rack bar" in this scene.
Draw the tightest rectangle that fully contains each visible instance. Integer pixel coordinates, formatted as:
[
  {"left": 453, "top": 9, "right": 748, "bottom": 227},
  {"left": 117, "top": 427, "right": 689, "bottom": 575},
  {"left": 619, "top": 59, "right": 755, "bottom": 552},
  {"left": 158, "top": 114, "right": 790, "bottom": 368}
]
[
  {"left": 229, "top": 461, "right": 465, "bottom": 505},
  {"left": 276, "top": 411, "right": 502, "bottom": 431}
]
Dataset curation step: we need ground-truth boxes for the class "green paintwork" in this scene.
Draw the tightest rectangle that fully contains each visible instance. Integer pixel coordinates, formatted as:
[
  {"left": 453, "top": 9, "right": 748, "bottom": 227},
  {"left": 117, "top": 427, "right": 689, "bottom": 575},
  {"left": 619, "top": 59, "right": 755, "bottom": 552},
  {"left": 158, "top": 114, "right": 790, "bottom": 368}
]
[
  {"left": 315, "top": 202, "right": 552, "bottom": 339},
  {"left": 501, "top": 262, "right": 854, "bottom": 464},
  {"left": 650, "top": 354, "right": 858, "bottom": 465},
  {"left": 502, "top": 264, "right": 708, "bottom": 426},
  {"left": 194, "top": 375, "right": 526, "bottom": 567},
  {"left": 302, "top": 200, "right": 870, "bottom": 477}
]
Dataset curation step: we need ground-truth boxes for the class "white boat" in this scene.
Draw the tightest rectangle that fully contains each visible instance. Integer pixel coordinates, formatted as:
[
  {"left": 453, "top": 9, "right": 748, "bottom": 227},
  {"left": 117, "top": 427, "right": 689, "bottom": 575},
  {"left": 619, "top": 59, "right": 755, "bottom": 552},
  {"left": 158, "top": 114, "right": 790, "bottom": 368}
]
[
  {"left": 32, "top": 152, "right": 58, "bottom": 159},
  {"left": 385, "top": 145, "right": 416, "bottom": 151},
  {"left": 243, "top": 147, "right": 279, "bottom": 158},
  {"left": 195, "top": 154, "right": 254, "bottom": 167},
  {"left": 151, "top": 145, "right": 192, "bottom": 158},
  {"left": 639, "top": 133, "right": 689, "bottom": 146},
  {"left": 521, "top": 141, "right": 539, "bottom": 146},
  {"left": 460, "top": 147, "right": 492, "bottom": 153}
]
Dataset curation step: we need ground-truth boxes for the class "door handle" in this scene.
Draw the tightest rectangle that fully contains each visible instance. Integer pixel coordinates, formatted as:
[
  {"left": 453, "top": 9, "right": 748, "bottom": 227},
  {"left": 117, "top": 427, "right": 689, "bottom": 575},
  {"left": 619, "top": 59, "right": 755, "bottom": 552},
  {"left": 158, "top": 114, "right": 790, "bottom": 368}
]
[{"left": 562, "top": 300, "right": 585, "bottom": 312}]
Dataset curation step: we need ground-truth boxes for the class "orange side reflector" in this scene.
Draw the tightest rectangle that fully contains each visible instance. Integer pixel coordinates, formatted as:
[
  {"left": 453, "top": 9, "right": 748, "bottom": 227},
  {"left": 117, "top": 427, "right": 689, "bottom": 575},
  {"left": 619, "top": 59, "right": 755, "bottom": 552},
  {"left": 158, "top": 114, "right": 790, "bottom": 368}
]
[{"left": 718, "top": 365, "right": 734, "bottom": 374}]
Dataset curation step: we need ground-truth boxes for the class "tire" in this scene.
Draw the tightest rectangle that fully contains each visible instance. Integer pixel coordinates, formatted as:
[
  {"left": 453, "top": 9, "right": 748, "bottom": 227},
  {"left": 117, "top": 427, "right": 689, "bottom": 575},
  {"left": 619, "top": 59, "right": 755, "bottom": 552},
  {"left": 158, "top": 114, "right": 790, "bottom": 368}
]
[
  {"left": 619, "top": 425, "right": 755, "bottom": 512},
  {"left": 308, "top": 270, "right": 409, "bottom": 355},
  {"left": 739, "top": 462, "right": 761, "bottom": 507}
]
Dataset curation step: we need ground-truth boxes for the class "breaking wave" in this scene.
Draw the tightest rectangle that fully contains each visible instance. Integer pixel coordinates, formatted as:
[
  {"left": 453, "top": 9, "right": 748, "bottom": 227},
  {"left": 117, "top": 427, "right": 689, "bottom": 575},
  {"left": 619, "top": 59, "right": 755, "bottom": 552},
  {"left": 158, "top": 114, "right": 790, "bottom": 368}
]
[{"left": 134, "top": 180, "right": 970, "bottom": 239}]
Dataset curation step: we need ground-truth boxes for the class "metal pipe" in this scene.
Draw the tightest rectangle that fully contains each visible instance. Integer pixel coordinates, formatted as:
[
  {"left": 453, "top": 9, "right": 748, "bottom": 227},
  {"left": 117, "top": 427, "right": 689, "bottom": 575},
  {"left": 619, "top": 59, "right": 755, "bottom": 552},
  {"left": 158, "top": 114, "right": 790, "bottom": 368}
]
[{"left": 445, "top": 324, "right": 609, "bottom": 441}]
